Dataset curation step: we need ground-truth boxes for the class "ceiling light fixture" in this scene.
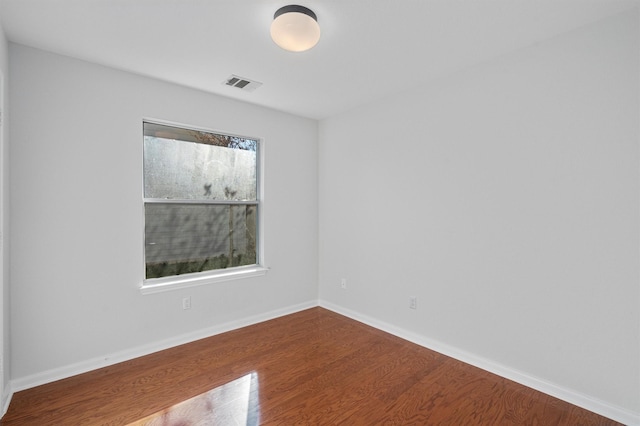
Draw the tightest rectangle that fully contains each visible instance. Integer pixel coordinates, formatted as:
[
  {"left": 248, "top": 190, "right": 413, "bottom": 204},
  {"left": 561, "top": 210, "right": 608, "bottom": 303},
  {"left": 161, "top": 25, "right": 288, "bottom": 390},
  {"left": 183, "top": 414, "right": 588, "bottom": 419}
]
[{"left": 270, "top": 5, "right": 320, "bottom": 52}]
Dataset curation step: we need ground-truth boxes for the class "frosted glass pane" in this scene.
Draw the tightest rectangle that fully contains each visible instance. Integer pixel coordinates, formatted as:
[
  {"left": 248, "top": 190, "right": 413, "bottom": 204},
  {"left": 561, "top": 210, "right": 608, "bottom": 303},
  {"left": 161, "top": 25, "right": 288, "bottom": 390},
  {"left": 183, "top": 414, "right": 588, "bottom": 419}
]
[{"left": 145, "top": 203, "right": 257, "bottom": 278}]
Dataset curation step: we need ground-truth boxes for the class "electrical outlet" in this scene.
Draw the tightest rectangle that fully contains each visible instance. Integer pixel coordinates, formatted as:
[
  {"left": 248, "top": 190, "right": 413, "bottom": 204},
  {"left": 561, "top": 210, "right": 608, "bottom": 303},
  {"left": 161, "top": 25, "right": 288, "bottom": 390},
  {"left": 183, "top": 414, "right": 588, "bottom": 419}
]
[
  {"left": 182, "top": 296, "right": 191, "bottom": 310},
  {"left": 341, "top": 278, "right": 347, "bottom": 289},
  {"left": 409, "top": 296, "right": 417, "bottom": 310}
]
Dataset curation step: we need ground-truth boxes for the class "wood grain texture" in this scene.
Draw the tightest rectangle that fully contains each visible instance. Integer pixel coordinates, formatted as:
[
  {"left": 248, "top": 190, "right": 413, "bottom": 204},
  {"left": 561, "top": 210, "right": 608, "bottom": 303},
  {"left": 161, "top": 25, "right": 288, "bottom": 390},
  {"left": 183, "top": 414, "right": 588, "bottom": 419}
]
[{"left": 1, "top": 307, "right": 620, "bottom": 425}]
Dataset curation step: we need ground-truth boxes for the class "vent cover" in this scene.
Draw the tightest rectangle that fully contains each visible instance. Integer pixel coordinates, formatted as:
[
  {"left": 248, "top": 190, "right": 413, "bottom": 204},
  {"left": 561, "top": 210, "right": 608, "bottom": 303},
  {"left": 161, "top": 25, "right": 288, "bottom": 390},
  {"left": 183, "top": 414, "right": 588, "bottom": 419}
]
[{"left": 223, "top": 75, "right": 262, "bottom": 92}]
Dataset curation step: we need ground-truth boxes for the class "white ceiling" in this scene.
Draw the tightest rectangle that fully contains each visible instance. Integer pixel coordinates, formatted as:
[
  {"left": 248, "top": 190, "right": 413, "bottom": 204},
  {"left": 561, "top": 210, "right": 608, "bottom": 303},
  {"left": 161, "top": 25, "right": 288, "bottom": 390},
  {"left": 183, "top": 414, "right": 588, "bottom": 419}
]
[{"left": 0, "top": 0, "right": 637, "bottom": 119}]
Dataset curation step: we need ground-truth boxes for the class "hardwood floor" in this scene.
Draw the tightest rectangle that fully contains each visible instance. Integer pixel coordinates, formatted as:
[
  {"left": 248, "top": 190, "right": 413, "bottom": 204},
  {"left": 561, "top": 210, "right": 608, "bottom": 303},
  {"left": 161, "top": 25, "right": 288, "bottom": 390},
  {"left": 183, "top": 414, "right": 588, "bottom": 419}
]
[{"left": 1, "top": 307, "right": 620, "bottom": 425}]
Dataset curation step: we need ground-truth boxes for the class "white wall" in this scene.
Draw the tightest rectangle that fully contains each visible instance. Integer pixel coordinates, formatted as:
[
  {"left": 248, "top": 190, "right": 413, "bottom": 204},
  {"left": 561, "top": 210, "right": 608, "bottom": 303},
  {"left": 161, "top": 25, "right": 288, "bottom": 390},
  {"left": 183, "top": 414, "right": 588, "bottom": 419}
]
[
  {"left": 0, "top": 17, "right": 10, "bottom": 413},
  {"left": 9, "top": 45, "right": 318, "bottom": 384},
  {"left": 319, "top": 9, "right": 639, "bottom": 418}
]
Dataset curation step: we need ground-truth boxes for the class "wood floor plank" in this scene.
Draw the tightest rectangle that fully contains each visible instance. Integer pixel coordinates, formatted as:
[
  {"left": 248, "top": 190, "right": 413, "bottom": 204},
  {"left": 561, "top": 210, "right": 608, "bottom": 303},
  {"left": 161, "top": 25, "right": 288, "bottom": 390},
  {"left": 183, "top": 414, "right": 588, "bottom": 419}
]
[{"left": 1, "top": 307, "right": 621, "bottom": 425}]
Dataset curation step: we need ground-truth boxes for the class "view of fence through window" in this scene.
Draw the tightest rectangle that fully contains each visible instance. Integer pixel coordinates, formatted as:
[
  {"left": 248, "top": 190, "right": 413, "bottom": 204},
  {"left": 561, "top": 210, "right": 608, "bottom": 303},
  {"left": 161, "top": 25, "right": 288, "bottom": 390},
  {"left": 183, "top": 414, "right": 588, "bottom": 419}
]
[{"left": 143, "top": 122, "right": 258, "bottom": 279}]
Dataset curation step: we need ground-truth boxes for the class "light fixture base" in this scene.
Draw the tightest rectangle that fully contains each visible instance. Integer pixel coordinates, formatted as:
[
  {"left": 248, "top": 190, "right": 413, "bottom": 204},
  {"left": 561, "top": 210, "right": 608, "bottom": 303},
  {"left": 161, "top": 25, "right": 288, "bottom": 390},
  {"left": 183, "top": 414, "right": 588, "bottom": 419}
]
[{"left": 274, "top": 5, "right": 317, "bottom": 21}]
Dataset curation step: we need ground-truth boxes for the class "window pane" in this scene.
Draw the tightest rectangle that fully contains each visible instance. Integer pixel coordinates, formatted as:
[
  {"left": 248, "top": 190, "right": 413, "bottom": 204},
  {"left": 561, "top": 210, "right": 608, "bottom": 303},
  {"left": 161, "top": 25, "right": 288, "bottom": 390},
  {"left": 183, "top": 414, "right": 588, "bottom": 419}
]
[
  {"left": 145, "top": 203, "right": 257, "bottom": 279},
  {"left": 144, "top": 124, "right": 257, "bottom": 201}
]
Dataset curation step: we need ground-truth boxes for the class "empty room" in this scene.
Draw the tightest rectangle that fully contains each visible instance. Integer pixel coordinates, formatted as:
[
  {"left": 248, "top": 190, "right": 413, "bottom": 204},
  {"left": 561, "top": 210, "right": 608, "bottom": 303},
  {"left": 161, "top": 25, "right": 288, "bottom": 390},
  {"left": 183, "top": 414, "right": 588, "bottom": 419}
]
[{"left": 0, "top": 0, "right": 638, "bottom": 424}]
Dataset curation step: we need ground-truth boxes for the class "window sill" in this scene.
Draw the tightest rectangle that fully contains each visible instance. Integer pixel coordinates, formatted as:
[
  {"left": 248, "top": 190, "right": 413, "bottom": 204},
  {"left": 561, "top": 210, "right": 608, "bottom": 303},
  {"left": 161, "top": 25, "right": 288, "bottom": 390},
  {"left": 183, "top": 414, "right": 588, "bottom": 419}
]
[{"left": 140, "top": 265, "right": 269, "bottom": 295}]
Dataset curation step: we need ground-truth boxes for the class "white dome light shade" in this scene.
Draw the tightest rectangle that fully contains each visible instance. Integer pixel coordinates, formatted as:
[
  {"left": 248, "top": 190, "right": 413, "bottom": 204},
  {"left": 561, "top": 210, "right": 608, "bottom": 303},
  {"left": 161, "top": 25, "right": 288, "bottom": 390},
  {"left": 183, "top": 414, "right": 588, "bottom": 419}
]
[{"left": 270, "top": 5, "right": 320, "bottom": 52}]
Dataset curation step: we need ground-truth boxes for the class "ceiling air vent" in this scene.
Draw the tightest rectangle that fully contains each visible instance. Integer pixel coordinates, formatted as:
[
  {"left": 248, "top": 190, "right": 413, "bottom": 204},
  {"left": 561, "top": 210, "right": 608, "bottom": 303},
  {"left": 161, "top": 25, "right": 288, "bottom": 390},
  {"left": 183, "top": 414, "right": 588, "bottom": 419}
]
[{"left": 223, "top": 75, "right": 262, "bottom": 92}]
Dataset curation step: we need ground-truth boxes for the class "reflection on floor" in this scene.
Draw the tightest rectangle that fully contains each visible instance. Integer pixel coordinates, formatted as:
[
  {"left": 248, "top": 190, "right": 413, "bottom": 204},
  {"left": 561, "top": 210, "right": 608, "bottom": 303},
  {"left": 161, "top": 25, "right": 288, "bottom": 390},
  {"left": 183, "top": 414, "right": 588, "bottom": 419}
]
[{"left": 128, "top": 372, "right": 260, "bottom": 426}]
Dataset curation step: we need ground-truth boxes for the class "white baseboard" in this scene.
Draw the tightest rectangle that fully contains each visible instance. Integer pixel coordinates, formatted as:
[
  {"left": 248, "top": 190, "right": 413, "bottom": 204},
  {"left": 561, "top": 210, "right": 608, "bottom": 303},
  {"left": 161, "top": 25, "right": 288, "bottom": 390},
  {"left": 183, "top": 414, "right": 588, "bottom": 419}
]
[
  {"left": 10, "top": 300, "right": 317, "bottom": 393},
  {"left": 1, "top": 382, "right": 13, "bottom": 418},
  {"left": 319, "top": 300, "right": 640, "bottom": 426}
]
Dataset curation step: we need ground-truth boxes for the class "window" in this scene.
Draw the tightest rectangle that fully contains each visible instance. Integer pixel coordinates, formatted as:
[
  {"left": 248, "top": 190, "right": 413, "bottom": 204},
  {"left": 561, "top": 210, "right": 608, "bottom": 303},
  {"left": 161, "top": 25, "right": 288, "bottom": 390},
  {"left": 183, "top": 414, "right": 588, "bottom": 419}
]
[{"left": 142, "top": 121, "right": 263, "bottom": 291}]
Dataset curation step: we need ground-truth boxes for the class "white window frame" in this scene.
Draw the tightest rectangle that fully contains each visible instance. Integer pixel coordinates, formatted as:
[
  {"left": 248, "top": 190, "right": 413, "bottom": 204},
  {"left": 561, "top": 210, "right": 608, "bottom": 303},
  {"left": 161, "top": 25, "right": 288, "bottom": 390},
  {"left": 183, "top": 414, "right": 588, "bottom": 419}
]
[{"left": 140, "top": 119, "right": 268, "bottom": 295}]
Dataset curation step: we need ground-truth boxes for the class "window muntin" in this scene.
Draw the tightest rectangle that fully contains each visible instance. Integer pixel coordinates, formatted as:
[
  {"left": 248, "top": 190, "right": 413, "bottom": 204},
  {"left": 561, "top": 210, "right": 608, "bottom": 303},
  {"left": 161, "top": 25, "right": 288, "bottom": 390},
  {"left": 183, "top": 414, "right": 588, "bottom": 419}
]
[{"left": 143, "top": 122, "right": 259, "bottom": 280}]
